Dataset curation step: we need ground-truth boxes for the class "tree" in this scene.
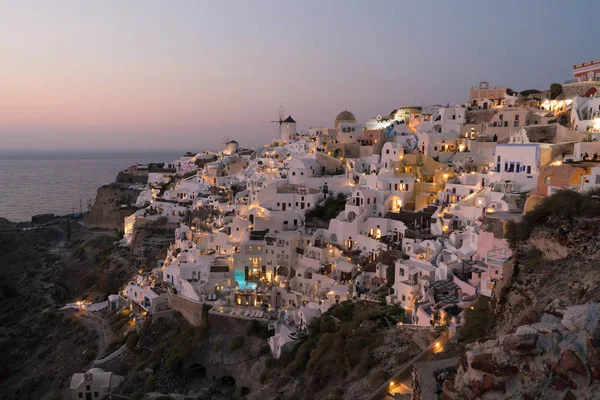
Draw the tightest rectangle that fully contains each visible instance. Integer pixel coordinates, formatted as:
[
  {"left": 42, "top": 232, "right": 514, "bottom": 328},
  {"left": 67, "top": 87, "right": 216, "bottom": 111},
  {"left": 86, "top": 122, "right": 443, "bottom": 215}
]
[
  {"left": 550, "top": 83, "right": 563, "bottom": 100},
  {"left": 385, "top": 264, "right": 396, "bottom": 286}
]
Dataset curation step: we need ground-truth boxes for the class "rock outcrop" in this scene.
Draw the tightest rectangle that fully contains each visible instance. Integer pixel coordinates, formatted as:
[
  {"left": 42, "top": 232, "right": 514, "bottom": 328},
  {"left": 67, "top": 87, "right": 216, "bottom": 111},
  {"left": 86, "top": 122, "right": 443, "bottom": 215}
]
[
  {"left": 84, "top": 183, "right": 141, "bottom": 230},
  {"left": 442, "top": 304, "right": 600, "bottom": 399}
]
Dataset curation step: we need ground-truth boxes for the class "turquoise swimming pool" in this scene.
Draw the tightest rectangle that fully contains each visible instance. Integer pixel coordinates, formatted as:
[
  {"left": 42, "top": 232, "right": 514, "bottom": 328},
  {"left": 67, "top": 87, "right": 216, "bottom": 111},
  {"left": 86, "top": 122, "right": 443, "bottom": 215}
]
[{"left": 234, "top": 270, "right": 257, "bottom": 290}]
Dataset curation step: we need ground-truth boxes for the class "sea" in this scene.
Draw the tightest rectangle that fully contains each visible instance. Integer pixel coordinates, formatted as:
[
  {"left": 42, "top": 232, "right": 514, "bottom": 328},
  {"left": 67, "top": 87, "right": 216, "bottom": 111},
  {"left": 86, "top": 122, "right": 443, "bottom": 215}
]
[{"left": 0, "top": 150, "right": 189, "bottom": 222}]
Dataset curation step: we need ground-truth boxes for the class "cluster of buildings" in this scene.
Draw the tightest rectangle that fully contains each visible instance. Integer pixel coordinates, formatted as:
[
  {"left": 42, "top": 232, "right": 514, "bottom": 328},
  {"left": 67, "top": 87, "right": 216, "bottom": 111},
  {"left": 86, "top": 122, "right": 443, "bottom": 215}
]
[{"left": 113, "top": 58, "right": 600, "bottom": 359}]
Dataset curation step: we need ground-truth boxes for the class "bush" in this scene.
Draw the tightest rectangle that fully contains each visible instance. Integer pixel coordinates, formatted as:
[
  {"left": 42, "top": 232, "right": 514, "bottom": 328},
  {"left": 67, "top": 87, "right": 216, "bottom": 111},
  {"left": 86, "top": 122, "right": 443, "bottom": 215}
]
[
  {"left": 145, "top": 375, "right": 156, "bottom": 392},
  {"left": 458, "top": 297, "right": 495, "bottom": 343},
  {"left": 331, "top": 301, "right": 355, "bottom": 323},
  {"left": 506, "top": 189, "right": 600, "bottom": 246},
  {"left": 166, "top": 354, "right": 183, "bottom": 372},
  {"left": 84, "top": 349, "right": 97, "bottom": 362},
  {"left": 228, "top": 335, "right": 245, "bottom": 352},
  {"left": 127, "top": 332, "right": 140, "bottom": 351},
  {"left": 305, "top": 195, "right": 347, "bottom": 222},
  {"left": 385, "top": 264, "right": 396, "bottom": 286}
]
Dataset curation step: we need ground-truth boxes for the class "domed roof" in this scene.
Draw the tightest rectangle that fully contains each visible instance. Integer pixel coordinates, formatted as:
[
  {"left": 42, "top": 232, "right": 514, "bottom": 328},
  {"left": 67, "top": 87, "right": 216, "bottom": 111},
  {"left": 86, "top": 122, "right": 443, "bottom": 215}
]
[{"left": 335, "top": 110, "right": 357, "bottom": 122}]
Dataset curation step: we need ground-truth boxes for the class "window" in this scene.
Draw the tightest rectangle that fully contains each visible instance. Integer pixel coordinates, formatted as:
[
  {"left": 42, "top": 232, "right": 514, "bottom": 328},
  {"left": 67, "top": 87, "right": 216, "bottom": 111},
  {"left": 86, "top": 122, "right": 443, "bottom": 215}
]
[
  {"left": 545, "top": 176, "right": 551, "bottom": 184},
  {"left": 86, "top": 386, "right": 91, "bottom": 391},
  {"left": 400, "top": 268, "right": 405, "bottom": 277},
  {"left": 248, "top": 246, "right": 252, "bottom": 251},
  {"left": 386, "top": 149, "right": 390, "bottom": 154},
  {"left": 514, "top": 121, "right": 519, "bottom": 127},
  {"left": 94, "top": 393, "right": 99, "bottom": 398},
  {"left": 292, "top": 172, "right": 296, "bottom": 175},
  {"left": 515, "top": 115, "right": 519, "bottom": 121},
  {"left": 434, "top": 146, "right": 438, "bottom": 151},
  {"left": 79, "top": 394, "right": 83, "bottom": 399},
  {"left": 257, "top": 246, "right": 261, "bottom": 251},
  {"left": 402, "top": 295, "right": 406, "bottom": 301},
  {"left": 504, "top": 121, "right": 509, "bottom": 127}
]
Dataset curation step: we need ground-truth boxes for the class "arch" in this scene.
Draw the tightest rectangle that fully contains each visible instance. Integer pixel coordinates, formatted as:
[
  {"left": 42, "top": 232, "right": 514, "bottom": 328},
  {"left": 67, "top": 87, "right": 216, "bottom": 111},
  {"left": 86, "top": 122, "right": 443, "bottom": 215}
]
[
  {"left": 585, "top": 87, "right": 598, "bottom": 97},
  {"left": 276, "top": 266, "right": 289, "bottom": 277},
  {"left": 346, "top": 211, "right": 357, "bottom": 222},
  {"left": 330, "top": 233, "right": 338, "bottom": 243},
  {"left": 249, "top": 214, "right": 255, "bottom": 224}
]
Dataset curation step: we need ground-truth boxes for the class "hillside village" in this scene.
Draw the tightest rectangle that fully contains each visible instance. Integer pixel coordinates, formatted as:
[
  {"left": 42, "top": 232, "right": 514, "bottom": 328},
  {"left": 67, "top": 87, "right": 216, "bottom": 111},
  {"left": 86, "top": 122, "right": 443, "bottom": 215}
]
[{"left": 63, "top": 60, "right": 600, "bottom": 399}]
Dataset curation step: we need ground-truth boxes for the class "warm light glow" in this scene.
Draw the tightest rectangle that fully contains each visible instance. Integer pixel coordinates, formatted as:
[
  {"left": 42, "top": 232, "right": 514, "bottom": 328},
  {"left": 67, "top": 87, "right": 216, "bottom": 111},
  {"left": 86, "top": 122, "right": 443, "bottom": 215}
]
[{"left": 390, "top": 381, "right": 395, "bottom": 386}]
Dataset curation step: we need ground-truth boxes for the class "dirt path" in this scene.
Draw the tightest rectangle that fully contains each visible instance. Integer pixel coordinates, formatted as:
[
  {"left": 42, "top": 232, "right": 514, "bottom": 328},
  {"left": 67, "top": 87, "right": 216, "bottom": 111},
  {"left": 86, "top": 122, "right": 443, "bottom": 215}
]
[{"left": 75, "top": 310, "right": 116, "bottom": 359}]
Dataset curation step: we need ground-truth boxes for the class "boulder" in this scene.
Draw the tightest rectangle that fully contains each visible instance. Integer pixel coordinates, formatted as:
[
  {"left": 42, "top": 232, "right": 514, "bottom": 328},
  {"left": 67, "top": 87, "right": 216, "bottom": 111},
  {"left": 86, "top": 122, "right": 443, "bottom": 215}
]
[
  {"left": 587, "top": 346, "right": 600, "bottom": 381},
  {"left": 468, "top": 374, "right": 505, "bottom": 396},
  {"left": 502, "top": 334, "right": 538, "bottom": 355},
  {"left": 469, "top": 353, "right": 518, "bottom": 377},
  {"left": 561, "top": 350, "right": 587, "bottom": 377}
]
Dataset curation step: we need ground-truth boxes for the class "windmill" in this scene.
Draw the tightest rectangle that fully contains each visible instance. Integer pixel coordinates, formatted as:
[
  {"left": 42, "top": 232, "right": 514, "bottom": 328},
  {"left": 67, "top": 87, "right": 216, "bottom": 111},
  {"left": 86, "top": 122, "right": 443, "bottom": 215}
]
[
  {"left": 222, "top": 135, "right": 232, "bottom": 146},
  {"left": 270, "top": 105, "right": 286, "bottom": 137}
]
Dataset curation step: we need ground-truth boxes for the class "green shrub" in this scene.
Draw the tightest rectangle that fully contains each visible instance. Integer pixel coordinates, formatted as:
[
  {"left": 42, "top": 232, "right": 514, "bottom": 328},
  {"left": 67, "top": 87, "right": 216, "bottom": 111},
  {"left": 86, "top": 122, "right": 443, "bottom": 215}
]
[
  {"left": 228, "top": 335, "right": 245, "bottom": 352},
  {"left": 331, "top": 301, "right": 355, "bottom": 322},
  {"left": 84, "top": 349, "right": 97, "bottom": 362},
  {"left": 458, "top": 297, "right": 495, "bottom": 343},
  {"left": 127, "top": 332, "right": 140, "bottom": 350},
  {"left": 145, "top": 375, "right": 156, "bottom": 392}
]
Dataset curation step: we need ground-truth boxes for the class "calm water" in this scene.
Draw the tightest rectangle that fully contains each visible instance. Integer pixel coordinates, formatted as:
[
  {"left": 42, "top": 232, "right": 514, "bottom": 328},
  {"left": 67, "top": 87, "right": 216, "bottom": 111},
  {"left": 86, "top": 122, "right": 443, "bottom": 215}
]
[{"left": 0, "top": 150, "right": 187, "bottom": 222}]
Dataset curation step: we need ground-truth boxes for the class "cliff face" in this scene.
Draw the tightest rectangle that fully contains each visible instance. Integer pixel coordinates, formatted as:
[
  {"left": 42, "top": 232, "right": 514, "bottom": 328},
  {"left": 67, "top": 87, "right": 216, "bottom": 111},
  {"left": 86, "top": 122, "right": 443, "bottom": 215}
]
[
  {"left": 442, "top": 209, "right": 600, "bottom": 399},
  {"left": 442, "top": 304, "right": 600, "bottom": 399},
  {"left": 492, "top": 217, "right": 600, "bottom": 337},
  {"left": 84, "top": 183, "right": 141, "bottom": 230}
]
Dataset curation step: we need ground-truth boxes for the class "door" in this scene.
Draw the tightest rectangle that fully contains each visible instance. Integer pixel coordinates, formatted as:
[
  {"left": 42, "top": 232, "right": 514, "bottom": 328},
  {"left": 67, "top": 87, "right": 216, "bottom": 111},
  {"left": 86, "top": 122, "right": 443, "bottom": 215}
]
[
  {"left": 282, "top": 203, "right": 286, "bottom": 211},
  {"left": 86, "top": 393, "right": 92, "bottom": 400},
  {"left": 301, "top": 202, "right": 305, "bottom": 209}
]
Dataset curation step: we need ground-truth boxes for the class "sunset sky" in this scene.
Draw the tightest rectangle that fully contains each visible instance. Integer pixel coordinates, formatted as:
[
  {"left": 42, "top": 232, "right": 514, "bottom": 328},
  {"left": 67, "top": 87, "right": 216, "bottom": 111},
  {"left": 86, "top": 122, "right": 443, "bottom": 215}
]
[{"left": 1, "top": 0, "right": 599, "bottom": 151}]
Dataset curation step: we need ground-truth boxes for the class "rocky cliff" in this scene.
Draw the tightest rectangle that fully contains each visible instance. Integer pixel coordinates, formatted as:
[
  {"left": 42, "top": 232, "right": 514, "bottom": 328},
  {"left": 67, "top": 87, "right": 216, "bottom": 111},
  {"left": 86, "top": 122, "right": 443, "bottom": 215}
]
[
  {"left": 85, "top": 183, "right": 141, "bottom": 230},
  {"left": 442, "top": 191, "right": 600, "bottom": 399},
  {"left": 442, "top": 304, "right": 600, "bottom": 399}
]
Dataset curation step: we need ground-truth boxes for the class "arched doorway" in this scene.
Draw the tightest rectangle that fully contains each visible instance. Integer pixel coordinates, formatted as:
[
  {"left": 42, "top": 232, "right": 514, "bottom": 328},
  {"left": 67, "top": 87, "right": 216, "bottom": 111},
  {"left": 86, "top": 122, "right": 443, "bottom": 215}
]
[{"left": 585, "top": 87, "right": 598, "bottom": 97}]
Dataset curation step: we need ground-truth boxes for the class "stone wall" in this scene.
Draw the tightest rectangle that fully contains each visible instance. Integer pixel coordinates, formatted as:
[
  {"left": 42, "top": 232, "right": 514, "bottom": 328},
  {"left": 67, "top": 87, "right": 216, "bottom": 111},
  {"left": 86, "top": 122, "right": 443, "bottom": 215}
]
[
  {"left": 563, "top": 81, "right": 600, "bottom": 98},
  {"left": 168, "top": 292, "right": 205, "bottom": 326}
]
